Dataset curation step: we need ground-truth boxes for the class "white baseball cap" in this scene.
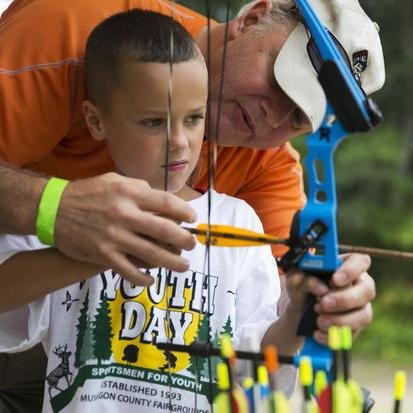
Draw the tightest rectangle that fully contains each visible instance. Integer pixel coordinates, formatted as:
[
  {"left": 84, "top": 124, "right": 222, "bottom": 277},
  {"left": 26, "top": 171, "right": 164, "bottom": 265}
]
[
  {"left": 273, "top": 0, "right": 385, "bottom": 131},
  {"left": 238, "top": 0, "right": 386, "bottom": 132}
]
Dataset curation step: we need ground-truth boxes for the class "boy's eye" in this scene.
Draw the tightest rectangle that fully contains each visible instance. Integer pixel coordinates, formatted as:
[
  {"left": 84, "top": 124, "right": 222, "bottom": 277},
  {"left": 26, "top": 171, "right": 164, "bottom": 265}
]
[
  {"left": 185, "top": 114, "right": 204, "bottom": 126},
  {"left": 140, "top": 118, "right": 164, "bottom": 128}
]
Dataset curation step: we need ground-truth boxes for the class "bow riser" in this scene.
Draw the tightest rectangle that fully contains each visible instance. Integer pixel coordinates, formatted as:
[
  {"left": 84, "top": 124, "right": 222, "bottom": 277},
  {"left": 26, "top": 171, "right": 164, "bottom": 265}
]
[{"left": 298, "top": 107, "right": 347, "bottom": 274}]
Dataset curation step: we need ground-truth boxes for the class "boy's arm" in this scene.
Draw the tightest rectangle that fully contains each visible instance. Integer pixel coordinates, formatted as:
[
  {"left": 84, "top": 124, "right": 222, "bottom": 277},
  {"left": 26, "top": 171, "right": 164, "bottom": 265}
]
[
  {"left": 260, "top": 299, "right": 305, "bottom": 356},
  {"left": 0, "top": 244, "right": 104, "bottom": 313}
]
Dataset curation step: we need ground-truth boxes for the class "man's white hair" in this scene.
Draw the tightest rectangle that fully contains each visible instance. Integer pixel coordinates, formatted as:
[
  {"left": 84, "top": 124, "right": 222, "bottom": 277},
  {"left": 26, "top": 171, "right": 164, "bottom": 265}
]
[{"left": 237, "top": 0, "right": 302, "bottom": 34}]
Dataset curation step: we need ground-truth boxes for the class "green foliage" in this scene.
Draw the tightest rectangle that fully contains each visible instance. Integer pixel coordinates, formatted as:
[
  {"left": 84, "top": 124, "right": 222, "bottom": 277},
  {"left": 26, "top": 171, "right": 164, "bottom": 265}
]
[
  {"left": 353, "top": 278, "right": 413, "bottom": 367},
  {"left": 293, "top": 126, "right": 413, "bottom": 265},
  {"left": 293, "top": 126, "right": 413, "bottom": 365},
  {"left": 335, "top": 127, "right": 413, "bottom": 251}
]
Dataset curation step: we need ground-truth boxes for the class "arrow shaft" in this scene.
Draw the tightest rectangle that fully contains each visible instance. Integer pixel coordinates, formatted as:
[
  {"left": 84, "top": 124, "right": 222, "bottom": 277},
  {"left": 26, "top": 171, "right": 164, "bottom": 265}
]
[
  {"left": 339, "top": 244, "right": 413, "bottom": 261},
  {"left": 156, "top": 342, "right": 295, "bottom": 365}
]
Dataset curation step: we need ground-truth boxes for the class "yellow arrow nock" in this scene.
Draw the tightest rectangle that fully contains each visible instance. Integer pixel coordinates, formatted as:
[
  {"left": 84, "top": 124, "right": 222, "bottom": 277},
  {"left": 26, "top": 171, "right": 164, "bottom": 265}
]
[
  {"left": 394, "top": 370, "right": 407, "bottom": 401},
  {"left": 299, "top": 356, "right": 313, "bottom": 387}
]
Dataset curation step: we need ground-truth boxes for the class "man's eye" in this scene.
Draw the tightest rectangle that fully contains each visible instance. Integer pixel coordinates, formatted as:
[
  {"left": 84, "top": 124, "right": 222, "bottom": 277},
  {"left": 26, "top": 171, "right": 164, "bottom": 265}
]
[
  {"left": 269, "top": 74, "right": 280, "bottom": 91},
  {"left": 140, "top": 119, "right": 164, "bottom": 128}
]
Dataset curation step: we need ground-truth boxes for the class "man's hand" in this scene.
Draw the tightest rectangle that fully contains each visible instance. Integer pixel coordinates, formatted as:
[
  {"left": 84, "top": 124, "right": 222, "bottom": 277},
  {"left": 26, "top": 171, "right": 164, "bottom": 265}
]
[
  {"left": 286, "top": 253, "right": 375, "bottom": 345},
  {"left": 54, "top": 173, "right": 197, "bottom": 286}
]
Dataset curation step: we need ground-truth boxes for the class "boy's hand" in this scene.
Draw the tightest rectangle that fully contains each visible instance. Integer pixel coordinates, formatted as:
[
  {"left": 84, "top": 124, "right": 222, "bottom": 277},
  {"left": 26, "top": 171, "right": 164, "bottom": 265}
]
[
  {"left": 286, "top": 253, "right": 375, "bottom": 345},
  {"left": 54, "top": 172, "right": 197, "bottom": 286}
]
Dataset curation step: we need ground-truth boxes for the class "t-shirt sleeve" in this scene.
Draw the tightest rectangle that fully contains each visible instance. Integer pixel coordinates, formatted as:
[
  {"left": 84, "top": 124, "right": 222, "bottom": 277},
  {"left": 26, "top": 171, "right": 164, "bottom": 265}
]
[
  {"left": 237, "top": 144, "right": 306, "bottom": 259},
  {"left": 234, "top": 253, "right": 279, "bottom": 347},
  {"left": 231, "top": 202, "right": 298, "bottom": 396},
  {"left": 228, "top": 200, "right": 280, "bottom": 348},
  {"left": 0, "top": 235, "right": 51, "bottom": 353}
]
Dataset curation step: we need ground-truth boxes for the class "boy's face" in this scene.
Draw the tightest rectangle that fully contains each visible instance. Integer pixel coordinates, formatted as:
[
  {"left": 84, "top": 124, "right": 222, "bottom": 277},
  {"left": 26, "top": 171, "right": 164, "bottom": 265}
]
[{"left": 85, "top": 57, "right": 208, "bottom": 193}]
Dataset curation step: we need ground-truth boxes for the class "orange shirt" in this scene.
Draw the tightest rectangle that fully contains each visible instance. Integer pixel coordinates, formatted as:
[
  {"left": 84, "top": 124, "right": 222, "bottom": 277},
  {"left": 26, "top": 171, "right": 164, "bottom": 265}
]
[
  {"left": 0, "top": 0, "right": 207, "bottom": 177},
  {"left": 0, "top": 0, "right": 305, "bottom": 258},
  {"left": 195, "top": 143, "right": 305, "bottom": 257}
]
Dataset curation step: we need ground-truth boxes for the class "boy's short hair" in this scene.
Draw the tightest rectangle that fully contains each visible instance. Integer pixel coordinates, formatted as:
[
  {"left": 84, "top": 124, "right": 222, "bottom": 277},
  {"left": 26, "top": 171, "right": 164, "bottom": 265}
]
[{"left": 85, "top": 9, "right": 197, "bottom": 109}]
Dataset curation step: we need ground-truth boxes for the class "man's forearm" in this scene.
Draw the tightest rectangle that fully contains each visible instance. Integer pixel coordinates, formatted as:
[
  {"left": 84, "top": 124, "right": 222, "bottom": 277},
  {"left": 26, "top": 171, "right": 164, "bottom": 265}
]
[{"left": 0, "top": 161, "right": 47, "bottom": 234}]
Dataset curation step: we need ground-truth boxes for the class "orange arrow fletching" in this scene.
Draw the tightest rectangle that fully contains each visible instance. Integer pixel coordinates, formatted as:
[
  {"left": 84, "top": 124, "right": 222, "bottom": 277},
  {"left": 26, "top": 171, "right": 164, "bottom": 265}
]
[{"left": 186, "top": 224, "right": 287, "bottom": 247}]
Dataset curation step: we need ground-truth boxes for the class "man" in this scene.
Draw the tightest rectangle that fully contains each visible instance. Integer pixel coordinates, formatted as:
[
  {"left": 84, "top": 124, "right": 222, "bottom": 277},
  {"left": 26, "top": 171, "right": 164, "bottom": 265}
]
[{"left": 0, "top": 0, "right": 383, "bottom": 410}]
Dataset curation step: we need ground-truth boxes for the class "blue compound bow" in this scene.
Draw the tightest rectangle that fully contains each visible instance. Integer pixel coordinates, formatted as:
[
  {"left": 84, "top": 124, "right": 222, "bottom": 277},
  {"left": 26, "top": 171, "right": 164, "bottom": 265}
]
[
  {"left": 161, "top": 1, "right": 383, "bottom": 411},
  {"left": 278, "top": 0, "right": 382, "bottom": 407}
]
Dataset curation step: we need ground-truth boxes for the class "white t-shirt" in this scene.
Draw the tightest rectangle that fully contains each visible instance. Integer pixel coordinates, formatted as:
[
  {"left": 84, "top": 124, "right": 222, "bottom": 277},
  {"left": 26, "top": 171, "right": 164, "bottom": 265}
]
[{"left": 0, "top": 190, "right": 295, "bottom": 412}]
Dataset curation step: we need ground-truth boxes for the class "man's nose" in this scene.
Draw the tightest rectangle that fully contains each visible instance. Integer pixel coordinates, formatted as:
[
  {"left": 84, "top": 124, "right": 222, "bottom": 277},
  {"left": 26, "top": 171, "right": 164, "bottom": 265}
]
[{"left": 260, "top": 96, "right": 310, "bottom": 133}]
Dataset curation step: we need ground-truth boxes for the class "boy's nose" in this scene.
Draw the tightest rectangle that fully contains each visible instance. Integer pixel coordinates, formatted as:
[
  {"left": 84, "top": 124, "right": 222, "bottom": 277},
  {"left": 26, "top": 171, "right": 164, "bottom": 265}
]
[{"left": 169, "top": 127, "right": 189, "bottom": 150}]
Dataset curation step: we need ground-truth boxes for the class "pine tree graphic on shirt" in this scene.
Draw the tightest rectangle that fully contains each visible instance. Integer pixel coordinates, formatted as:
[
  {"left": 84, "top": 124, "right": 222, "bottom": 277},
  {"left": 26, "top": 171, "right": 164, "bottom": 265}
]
[
  {"left": 209, "top": 331, "right": 221, "bottom": 380},
  {"left": 74, "top": 290, "right": 93, "bottom": 368},
  {"left": 187, "top": 314, "right": 210, "bottom": 378},
  {"left": 220, "top": 316, "right": 233, "bottom": 337},
  {"left": 82, "top": 317, "right": 95, "bottom": 361},
  {"left": 92, "top": 293, "right": 113, "bottom": 363}
]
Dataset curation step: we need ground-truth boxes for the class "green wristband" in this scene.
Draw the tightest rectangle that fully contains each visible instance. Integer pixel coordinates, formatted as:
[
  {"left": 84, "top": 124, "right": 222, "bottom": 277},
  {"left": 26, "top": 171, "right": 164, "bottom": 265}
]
[{"left": 36, "top": 177, "right": 69, "bottom": 246}]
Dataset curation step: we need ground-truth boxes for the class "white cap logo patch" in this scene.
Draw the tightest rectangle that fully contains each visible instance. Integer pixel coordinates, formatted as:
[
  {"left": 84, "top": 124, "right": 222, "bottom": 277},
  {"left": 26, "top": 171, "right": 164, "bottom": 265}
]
[{"left": 352, "top": 50, "right": 369, "bottom": 84}]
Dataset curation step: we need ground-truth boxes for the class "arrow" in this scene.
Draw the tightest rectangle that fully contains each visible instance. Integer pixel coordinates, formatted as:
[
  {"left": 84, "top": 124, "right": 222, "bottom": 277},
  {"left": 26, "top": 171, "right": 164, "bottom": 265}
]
[{"left": 185, "top": 224, "right": 413, "bottom": 261}]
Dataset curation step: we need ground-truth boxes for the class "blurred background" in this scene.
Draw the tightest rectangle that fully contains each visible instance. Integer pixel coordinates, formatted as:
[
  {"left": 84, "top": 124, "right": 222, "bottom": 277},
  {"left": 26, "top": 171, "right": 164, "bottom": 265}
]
[{"left": 1, "top": 0, "right": 412, "bottom": 411}]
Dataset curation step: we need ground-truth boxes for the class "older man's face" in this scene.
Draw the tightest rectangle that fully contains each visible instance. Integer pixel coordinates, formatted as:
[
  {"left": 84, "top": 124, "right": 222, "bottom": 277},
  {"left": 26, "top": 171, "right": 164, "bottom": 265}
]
[{"left": 206, "top": 22, "right": 311, "bottom": 149}]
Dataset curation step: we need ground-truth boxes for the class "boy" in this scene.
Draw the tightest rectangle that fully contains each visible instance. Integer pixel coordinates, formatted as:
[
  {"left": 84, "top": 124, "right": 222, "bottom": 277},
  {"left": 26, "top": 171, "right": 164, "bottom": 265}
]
[{"left": 0, "top": 10, "right": 299, "bottom": 412}]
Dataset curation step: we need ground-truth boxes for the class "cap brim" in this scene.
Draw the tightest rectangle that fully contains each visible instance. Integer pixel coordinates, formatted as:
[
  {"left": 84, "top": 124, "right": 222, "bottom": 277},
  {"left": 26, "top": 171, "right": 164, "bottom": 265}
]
[{"left": 274, "top": 23, "right": 326, "bottom": 132}]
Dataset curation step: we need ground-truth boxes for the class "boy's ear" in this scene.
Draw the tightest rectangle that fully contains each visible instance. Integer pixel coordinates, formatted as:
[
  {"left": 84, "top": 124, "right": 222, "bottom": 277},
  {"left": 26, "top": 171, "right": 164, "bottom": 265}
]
[
  {"left": 228, "top": 0, "right": 272, "bottom": 39},
  {"left": 83, "top": 100, "right": 106, "bottom": 141}
]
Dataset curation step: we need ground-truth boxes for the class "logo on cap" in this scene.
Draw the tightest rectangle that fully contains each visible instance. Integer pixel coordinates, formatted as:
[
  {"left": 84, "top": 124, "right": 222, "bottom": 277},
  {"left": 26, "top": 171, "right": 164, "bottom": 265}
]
[{"left": 352, "top": 50, "right": 368, "bottom": 84}]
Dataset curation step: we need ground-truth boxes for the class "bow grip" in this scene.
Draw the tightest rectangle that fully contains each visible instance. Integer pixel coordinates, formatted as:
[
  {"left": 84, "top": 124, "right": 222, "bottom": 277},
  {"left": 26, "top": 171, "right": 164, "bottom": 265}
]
[{"left": 296, "top": 269, "right": 333, "bottom": 336}]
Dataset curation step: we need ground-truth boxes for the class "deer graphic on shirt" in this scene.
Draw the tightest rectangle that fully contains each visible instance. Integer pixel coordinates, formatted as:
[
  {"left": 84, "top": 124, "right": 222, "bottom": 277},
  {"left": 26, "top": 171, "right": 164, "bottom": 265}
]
[{"left": 47, "top": 344, "right": 73, "bottom": 397}]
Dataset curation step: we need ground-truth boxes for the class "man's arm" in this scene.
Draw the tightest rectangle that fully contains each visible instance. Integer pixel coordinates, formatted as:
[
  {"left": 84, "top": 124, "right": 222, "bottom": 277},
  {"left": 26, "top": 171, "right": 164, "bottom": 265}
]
[
  {"left": 0, "top": 162, "right": 196, "bottom": 286},
  {"left": 262, "top": 253, "right": 375, "bottom": 350},
  {"left": 0, "top": 162, "right": 47, "bottom": 234}
]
